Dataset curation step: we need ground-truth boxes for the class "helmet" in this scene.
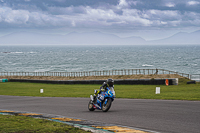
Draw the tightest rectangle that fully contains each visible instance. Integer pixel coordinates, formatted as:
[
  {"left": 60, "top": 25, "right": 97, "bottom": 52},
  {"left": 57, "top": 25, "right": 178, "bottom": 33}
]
[{"left": 107, "top": 78, "right": 114, "bottom": 87}]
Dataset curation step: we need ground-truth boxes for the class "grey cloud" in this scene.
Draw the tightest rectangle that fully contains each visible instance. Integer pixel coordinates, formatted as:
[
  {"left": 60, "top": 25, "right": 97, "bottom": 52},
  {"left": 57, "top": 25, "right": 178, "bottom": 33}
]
[
  {"left": 48, "top": 6, "right": 87, "bottom": 15},
  {"left": 187, "top": 1, "right": 200, "bottom": 5},
  {"left": 1, "top": 0, "right": 117, "bottom": 9},
  {"left": 0, "top": 0, "right": 200, "bottom": 31},
  {"left": 0, "top": 6, "right": 73, "bottom": 28}
]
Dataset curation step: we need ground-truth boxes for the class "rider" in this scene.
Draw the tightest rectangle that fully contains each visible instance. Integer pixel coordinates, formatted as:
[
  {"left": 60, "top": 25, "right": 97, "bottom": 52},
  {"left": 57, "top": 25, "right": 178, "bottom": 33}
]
[{"left": 93, "top": 78, "right": 114, "bottom": 102}]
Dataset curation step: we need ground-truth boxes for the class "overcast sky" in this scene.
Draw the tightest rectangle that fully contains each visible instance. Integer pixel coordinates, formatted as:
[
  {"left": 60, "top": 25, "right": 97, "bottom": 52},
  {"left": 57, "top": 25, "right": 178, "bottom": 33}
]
[{"left": 1, "top": 0, "right": 200, "bottom": 40}]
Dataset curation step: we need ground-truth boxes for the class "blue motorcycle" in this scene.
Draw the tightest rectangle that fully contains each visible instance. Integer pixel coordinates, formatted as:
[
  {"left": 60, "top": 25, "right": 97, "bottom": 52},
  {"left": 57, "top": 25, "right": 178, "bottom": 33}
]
[{"left": 88, "top": 87, "right": 115, "bottom": 112}]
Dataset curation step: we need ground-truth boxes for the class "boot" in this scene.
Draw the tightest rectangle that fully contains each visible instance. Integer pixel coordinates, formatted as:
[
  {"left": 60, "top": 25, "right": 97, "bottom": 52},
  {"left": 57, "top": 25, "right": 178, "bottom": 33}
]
[{"left": 93, "top": 95, "right": 97, "bottom": 103}]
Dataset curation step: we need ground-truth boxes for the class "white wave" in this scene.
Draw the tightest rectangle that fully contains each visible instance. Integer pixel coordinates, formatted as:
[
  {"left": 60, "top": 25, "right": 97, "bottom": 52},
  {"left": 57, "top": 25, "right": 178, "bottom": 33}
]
[
  {"left": 11, "top": 63, "right": 19, "bottom": 66},
  {"left": 191, "top": 63, "right": 197, "bottom": 66},
  {"left": 11, "top": 52, "right": 23, "bottom": 54},
  {"left": 142, "top": 64, "right": 153, "bottom": 67},
  {"left": 28, "top": 52, "right": 37, "bottom": 54}
]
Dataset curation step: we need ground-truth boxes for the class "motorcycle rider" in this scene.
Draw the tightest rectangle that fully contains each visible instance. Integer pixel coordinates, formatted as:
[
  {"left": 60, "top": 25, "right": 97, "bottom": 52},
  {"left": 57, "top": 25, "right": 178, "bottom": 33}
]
[{"left": 93, "top": 78, "right": 114, "bottom": 102}]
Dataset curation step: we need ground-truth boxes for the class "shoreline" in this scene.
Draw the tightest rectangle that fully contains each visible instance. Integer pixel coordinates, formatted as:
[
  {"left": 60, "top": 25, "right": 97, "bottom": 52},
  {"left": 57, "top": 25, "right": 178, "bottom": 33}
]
[{"left": 0, "top": 74, "right": 186, "bottom": 81}]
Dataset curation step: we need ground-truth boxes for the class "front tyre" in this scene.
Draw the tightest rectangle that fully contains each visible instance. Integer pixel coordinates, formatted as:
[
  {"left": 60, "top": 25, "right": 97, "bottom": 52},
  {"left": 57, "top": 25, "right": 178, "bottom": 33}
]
[
  {"left": 88, "top": 100, "right": 95, "bottom": 111},
  {"left": 102, "top": 98, "right": 112, "bottom": 112}
]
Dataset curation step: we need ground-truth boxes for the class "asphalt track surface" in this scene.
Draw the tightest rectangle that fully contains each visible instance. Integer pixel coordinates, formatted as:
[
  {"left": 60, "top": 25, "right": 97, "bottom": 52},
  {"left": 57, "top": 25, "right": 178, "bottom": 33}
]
[{"left": 0, "top": 95, "right": 200, "bottom": 133}]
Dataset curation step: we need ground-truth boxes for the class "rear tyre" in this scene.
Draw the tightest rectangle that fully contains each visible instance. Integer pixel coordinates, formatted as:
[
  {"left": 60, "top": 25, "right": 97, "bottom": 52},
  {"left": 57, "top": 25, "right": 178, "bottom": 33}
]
[
  {"left": 102, "top": 98, "right": 112, "bottom": 112},
  {"left": 88, "top": 100, "right": 95, "bottom": 111}
]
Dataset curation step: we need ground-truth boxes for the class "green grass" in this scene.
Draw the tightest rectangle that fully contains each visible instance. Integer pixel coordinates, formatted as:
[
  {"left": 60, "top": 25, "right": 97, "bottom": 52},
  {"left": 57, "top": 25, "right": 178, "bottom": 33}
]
[
  {"left": 0, "top": 80, "right": 199, "bottom": 132},
  {"left": 0, "top": 82, "right": 99, "bottom": 97},
  {"left": 116, "top": 84, "right": 200, "bottom": 100},
  {"left": 0, "top": 114, "right": 90, "bottom": 133},
  {"left": 0, "top": 79, "right": 200, "bottom": 100}
]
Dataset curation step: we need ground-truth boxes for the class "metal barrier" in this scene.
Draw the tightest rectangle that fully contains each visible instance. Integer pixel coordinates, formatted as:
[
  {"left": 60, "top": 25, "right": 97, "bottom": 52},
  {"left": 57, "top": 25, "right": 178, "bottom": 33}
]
[
  {"left": 9, "top": 78, "right": 178, "bottom": 85},
  {"left": 0, "top": 69, "right": 190, "bottom": 79}
]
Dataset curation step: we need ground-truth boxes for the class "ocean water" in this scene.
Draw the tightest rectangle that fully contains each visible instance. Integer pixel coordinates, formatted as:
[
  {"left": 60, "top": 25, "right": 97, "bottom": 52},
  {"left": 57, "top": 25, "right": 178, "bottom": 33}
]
[{"left": 0, "top": 45, "right": 200, "bottom": 74}]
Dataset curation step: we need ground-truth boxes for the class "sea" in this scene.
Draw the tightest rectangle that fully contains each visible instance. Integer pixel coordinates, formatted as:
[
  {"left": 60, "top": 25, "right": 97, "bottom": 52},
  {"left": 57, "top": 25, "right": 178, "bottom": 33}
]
[{"left": 0, "top": 45, "right": 200, "bottom": 75}]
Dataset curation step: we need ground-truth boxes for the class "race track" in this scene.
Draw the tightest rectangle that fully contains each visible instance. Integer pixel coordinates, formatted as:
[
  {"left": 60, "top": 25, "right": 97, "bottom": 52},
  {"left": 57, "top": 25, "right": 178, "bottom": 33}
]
[{"left": 1, "top": 95, "right": 200, "bottom": 133}]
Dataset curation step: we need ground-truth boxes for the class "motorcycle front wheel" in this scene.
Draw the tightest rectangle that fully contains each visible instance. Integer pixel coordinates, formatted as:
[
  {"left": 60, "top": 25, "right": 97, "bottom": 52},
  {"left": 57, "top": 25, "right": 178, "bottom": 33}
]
[
  {"left": 102, "top": 98, "right": 112, "bottom": 112},
  {"left": 88, "top": 100, "right": 95, "bottom": 111}
]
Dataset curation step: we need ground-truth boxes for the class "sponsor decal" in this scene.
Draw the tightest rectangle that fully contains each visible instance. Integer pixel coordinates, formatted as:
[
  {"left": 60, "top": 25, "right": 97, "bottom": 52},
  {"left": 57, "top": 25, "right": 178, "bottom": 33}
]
[{"left": 93, "top": 104, "right": 97, "bottom": 109}]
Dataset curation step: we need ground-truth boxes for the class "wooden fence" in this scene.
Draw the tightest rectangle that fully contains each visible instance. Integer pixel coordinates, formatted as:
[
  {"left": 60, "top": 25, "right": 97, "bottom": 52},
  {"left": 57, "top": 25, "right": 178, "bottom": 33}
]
[{"left": 0, "top": 69, "right": 190, "bottom": 79}]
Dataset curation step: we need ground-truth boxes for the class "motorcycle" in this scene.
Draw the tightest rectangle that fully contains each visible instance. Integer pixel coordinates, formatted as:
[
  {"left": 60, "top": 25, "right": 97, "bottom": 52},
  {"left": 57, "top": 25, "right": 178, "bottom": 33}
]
[{"left": 88, "top": 87, "right": 115, "bottom": 112}]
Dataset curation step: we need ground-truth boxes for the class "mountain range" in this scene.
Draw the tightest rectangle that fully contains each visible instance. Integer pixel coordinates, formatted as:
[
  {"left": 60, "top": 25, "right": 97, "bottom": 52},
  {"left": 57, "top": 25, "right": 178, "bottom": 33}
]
[{"left": 0, "top": 30, "right": 200, "bottom": 45}]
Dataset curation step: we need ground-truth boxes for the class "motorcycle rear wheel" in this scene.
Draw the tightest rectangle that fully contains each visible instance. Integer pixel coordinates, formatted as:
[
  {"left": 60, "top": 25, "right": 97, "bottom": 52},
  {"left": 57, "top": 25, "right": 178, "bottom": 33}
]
[
  {"left": 102, "top": 98, "right": 112, "bottom": 112},
  {"left": 88, "top": 100, "right": 95, "bottom": 111}
]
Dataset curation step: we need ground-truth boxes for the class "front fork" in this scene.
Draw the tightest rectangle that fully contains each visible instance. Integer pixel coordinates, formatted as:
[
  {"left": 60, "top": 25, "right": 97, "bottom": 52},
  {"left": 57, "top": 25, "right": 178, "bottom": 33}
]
[{"left": 104, "top": 99, "right": 108, "bottom": 105}]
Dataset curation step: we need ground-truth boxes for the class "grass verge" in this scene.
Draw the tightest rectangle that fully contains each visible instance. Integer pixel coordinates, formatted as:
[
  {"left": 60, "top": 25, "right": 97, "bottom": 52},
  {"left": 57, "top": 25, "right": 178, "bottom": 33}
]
[
  {"left": 0, "top": 114, "right": 90, "bottom": 133},
  {"left": 0, "top": 79, "right": 199, "bottom": 100}
]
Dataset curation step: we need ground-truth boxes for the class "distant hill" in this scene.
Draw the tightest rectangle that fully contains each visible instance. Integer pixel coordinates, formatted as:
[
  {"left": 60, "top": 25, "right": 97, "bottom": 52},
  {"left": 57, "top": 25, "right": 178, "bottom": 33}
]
[
  {"left": 0, "top": 30, "right": 200, "bottom": 45},
  {"left": 0, "top": 31, "right": 146, "bottom": 45},
  {"left": 149, "top": 30, "right": 200, "bottom": 45}
]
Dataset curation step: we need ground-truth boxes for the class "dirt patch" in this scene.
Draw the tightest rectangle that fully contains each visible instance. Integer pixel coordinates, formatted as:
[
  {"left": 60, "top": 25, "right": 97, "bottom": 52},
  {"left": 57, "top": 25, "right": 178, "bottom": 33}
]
[{"left": 0, "top": 74, "right": 185, "bottom": 81}]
